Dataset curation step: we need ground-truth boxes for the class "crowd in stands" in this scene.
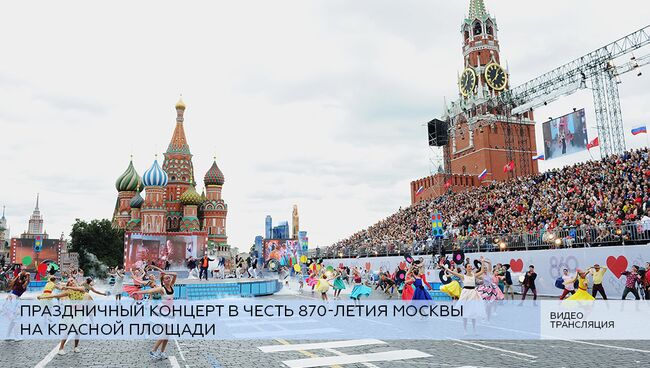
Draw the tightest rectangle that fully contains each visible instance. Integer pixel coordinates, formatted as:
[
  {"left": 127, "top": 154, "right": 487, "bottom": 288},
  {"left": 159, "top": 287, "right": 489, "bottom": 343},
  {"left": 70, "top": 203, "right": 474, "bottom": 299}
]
[{"left": 327, "top": 148, "right": 650, "bottom": 257}]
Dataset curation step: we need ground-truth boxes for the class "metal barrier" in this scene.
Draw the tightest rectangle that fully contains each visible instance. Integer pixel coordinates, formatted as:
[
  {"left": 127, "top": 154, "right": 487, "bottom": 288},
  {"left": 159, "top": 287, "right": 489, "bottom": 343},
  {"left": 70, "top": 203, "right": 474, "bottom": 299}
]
[{"left": 314, "top": 220, "right": 650, "bottom": 259}]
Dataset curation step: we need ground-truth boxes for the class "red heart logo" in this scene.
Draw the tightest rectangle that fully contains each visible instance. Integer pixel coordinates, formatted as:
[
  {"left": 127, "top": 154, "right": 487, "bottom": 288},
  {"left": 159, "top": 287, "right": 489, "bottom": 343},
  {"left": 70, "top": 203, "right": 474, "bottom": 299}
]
[
  {"left": 338, "top": 263, "right": 344, "bottom": 269},
  {"left": 606, "top": 255, "right": 628, "bottom": 278},
  {"left": 399, "top": 262, "right": 407, "bottom": 270},
  {"left": 510, "top": 259, "right": 524, "bottom": 273},
  {"left": 365, "top": 262, "right": 371, "bottom": 271}
]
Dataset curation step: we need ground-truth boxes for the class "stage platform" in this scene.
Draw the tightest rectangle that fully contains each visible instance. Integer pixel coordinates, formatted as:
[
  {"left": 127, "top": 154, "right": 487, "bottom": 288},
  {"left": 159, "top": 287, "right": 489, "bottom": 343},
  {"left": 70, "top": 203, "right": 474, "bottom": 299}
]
[{"left": 172, "top": 277, "right": 281, "bottom": 300}]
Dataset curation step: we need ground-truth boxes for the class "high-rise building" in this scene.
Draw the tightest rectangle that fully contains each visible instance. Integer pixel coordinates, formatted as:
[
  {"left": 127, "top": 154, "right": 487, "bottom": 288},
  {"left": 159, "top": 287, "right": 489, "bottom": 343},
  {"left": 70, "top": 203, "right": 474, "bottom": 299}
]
[
  {"left": 291, "top": 205, "right": 299, "bottom": 239},
  {"left": 265, "top": 215, "right": 272, "bottom": 239},
  {"left": 0, "top": 206, "right": 10, "bottom": 257},
  {"left": 272, "top": 221, "right": 289, "bottom": 240},
  {"left": 22, "top": 194, "right": 48, "bottom": 239},
  {"left": 410, "top": 0, "right": 538, "bottom": 203}
]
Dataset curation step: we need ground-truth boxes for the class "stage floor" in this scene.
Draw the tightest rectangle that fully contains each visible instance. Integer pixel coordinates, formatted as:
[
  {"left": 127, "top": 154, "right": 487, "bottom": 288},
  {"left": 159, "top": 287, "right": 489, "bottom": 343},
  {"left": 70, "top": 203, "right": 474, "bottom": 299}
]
[
  {"left": 174, "top": 277, "right": 281, "bottom": 299},
  {"left": 175, "top": 277, "right": 274, "bottom": 285}
]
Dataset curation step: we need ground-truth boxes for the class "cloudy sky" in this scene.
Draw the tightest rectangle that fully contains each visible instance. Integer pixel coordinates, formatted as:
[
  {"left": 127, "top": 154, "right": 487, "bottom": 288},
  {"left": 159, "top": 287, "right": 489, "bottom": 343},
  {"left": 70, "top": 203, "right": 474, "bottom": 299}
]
[{"left": 1, "top": 0, "right": 649, "bottom": 249}]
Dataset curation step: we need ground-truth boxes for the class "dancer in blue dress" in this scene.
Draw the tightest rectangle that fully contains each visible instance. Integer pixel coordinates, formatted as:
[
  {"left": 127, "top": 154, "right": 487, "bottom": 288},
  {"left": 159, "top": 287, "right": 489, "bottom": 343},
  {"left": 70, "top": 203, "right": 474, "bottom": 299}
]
[
  {"left": 411, "top": 267, "right": 433, "bottom": 300},
  {"left": 349, "top": 269, "right": 372, "bottom": 304}
]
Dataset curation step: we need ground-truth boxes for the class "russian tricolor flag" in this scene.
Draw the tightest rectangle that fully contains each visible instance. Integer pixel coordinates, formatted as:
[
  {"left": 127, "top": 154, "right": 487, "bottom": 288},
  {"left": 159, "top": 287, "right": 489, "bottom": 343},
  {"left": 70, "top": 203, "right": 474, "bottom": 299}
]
[
  {"left": 477, "top": 169, "right": 488, "bottom": 181},
  {"left": 631, "top": 125, "right": 647, "bottom": 135},
  {"left": 415, "top": 186, "right": 424, "bottom": 196},
  {"left": 532, "top": 154, "right": 545, "bottom": 161}
]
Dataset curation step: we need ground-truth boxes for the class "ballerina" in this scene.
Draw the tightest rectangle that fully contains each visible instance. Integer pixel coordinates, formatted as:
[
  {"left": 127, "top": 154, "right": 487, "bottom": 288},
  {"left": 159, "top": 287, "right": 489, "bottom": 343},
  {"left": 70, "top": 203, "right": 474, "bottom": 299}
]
[
  {"left": 108, "top": 267, "right": 125, "bottom": 301},
  {"left": 82, "top": 278, "right": 108, "bottom": 300},
  {"left": 131, "top": 266, "right": 177, "bottom": 360},
  {"left": 123, "top": 267, "right": 148, "bottom": 301}
]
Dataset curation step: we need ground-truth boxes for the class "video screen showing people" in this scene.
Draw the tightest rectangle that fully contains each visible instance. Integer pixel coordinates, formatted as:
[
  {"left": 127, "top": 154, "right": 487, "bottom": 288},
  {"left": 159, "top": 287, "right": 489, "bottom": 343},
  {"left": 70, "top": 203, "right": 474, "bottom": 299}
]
[
  {"left": 124, "top": 233, "right": 205, "bottom": 270},
  {"left": 263, "top": 239, "right": 300, "bottom": 266},
  {"left": 542, "top": 109, "right": 589, "bottom": 160}
]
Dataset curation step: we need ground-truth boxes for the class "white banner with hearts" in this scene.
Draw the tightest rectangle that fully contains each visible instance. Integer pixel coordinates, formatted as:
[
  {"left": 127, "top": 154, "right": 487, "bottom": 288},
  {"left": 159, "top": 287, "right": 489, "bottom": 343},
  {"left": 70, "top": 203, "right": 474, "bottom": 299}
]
[{"left": 323, "top": 244, "right": 650, "bottom": 297}]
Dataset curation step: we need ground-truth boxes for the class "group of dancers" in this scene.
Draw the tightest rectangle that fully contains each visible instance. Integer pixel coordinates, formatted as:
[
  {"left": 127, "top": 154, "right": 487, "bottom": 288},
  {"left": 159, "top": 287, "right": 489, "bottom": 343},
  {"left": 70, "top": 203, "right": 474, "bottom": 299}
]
[
  {"left": 298, "top": 255, "right": 504, "bottom": 333},
  {"left": 556, "top": 262, "right": 650, "bottom": 301},
  {"left": 2, "top": 264, "right": 178, "bottom": 360},
  {"left": 300, "top": 257, "right": 442, "bottom": 303}
]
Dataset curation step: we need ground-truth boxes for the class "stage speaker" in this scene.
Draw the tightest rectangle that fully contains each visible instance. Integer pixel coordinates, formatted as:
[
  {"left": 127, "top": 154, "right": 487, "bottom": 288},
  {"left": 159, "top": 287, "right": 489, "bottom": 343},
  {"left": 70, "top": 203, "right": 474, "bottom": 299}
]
[{"left": 428, "top": 119, "right": 448, "bottom": 147}]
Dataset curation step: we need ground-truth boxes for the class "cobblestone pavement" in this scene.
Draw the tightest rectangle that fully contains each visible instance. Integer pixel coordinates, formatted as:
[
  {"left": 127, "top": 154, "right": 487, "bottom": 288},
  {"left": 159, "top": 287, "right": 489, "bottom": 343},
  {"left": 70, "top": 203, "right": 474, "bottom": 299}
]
[{"left": 2, "top": 338, "right": 650, "bottom": 368}]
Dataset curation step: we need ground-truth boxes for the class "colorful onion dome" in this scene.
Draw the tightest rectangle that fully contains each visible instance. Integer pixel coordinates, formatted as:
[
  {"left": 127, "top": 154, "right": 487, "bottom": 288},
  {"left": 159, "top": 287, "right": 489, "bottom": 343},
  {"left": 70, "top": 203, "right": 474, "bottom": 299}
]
[
  {"left": 200, "top": 188, "right": 207, "bottom": 202},
  {"left": 180, "top": 183, "right": 203, "bottom": 206},
  {"left": 142, "top": 159, "right": 169, "bottom": 187},
  {"left": 129, "top": 191, "right": 144, "bottom": 208},
  {"left": 115, "top": 160, "right": 143, "bottom": 192},
  {"left": 204, "top": 159, "right": 225, "bottom": 186}
]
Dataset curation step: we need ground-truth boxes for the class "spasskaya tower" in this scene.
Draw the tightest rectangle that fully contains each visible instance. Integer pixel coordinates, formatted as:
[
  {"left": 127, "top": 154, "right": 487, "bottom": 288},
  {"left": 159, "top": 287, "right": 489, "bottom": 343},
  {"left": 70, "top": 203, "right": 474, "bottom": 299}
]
[{"left": 411, "top": 0, "right": 539, "bottom": 203}]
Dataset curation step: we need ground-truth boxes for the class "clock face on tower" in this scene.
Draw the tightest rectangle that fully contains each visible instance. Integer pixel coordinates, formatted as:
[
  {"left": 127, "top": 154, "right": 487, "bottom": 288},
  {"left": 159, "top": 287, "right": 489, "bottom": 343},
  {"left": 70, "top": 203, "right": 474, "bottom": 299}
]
[
  {"left": 484, "top": 63, "right": 508, "bottom": 91},
  {"left": 459, "top": 68, "right": 477, "bottom": 97}
]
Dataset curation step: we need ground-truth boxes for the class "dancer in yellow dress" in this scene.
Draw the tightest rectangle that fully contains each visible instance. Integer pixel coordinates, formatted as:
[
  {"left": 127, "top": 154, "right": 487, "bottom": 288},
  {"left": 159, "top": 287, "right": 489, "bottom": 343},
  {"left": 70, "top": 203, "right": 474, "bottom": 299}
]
[
  {"left": 565, "top": 269, "right": 595, "bottom": 301},
  {"left": 315, "top": 273, "right": 331, "bottom": 301},
  {"left": 38, "top": 278, "right": 87, "bottom": 354},
  {"left": 439, "top": 268, "right": 461, "bottom": 300},
  {"left": 38, "top": 276, "right": 63, "bottom": 299}
]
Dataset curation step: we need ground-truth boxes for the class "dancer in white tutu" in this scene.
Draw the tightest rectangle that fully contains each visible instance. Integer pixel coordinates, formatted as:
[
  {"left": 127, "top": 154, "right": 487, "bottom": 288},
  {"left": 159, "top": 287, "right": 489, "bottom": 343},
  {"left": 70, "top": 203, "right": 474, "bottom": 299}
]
[
  {"left": 132, "top": 266, "right": 177, "bottom": 360},
  {"left": 444, "top": 257, "right": 487, "bottom": 334}
]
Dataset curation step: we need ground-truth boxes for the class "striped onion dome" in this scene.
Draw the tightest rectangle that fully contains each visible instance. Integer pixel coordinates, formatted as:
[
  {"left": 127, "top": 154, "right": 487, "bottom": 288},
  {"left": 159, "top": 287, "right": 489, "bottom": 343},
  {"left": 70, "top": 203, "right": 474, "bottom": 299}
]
[
  {"left": 115, "top": 160, "right": 143, "bottom": 192},
  {"left": 129, "top": 191, "right": 144, "bottom": 208},
  {"left": 142, "top": 159, "right": 169, "bottom": 187},
  {"left": 180, "top": 183, "right": 203, "bottom": 206},
  {"left": 204, "top": 159, "right": 225, "bottom": 186}
]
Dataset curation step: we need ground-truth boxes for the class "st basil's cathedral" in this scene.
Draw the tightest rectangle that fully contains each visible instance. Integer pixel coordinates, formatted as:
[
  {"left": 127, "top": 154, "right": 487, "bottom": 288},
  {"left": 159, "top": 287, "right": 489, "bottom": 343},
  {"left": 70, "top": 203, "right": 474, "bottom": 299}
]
[{"left": 111, "top": 98, "right": 229, "bottom": 252}]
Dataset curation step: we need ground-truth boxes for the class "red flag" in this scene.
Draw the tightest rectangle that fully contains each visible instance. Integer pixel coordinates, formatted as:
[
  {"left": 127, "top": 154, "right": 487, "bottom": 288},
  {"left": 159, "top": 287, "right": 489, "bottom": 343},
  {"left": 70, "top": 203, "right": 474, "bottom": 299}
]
[
  {"left": 587, "top": 137, "right": 599, "bottom": 150},
  {"left": 444, "top": 179, "right": 452, "bottom": 189},
  {"left": 503, "top": 160, "right": 515, "bottom": 173}
]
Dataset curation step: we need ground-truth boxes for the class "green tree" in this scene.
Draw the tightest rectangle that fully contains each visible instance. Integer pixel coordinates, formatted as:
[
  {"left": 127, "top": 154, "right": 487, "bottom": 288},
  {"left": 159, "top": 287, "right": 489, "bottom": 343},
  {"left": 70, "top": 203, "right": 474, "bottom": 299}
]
[{"left": 69, "top": 219, "right": 124, "bottom": 276}]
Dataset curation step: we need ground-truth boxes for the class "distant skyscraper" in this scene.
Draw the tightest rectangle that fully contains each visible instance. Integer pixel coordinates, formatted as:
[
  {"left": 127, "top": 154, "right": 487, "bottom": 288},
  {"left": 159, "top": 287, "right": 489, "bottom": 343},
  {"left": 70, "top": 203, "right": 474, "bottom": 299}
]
[
  {"left": 279, "top": 221, "right": 289, "bottom": 239},
  {"left": 272, "top": 221, "right": 290, "bottom": 240},
  {"left": 265, "top": 215, "right": 272, "bottom": 239},
  {"left": 22, "top": 194, "right": 47, "bottom": 239},
  {"left": 292, "top": 205, "right": 299, "bottom": 239},
  {"left": 0, "top": 206, "right": 10, "bottom": 257}
]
